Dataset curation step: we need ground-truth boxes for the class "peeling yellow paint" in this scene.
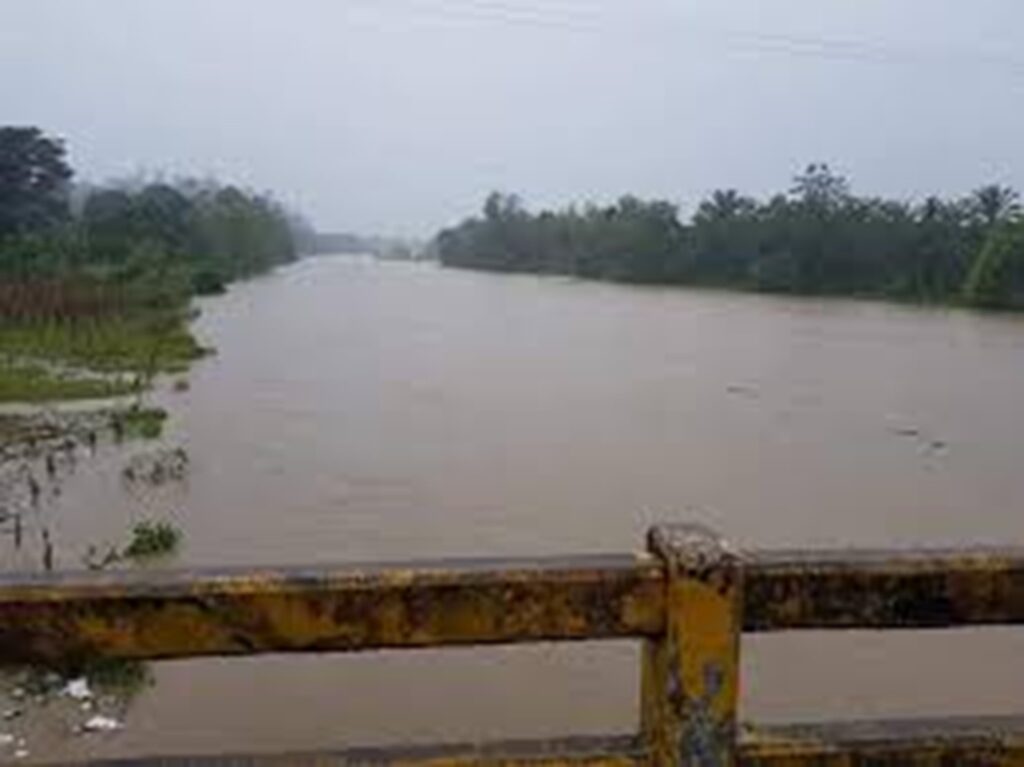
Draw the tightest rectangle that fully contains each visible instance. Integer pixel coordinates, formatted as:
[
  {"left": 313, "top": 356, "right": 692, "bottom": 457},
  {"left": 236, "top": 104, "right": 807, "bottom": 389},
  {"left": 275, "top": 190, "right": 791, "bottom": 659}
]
[{"left": 2, "top": 533, "right": 1023, "bottom": 766}]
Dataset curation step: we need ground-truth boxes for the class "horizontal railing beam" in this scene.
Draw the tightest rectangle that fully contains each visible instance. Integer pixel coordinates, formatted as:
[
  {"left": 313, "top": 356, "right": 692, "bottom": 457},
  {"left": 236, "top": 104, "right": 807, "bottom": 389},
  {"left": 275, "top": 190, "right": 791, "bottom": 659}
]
[
  {"left": 744, "top": 547, "right": 1024, "bottom": 630},
  {"left": 741, "top": 715, "right": 1024, "bottom": 766},
  {"left": 45, "top": 735, "right": 646, "bottom": 766},
  {"left": 0, "top": 555, "right": 666, "bottom": 665},
  {"left": 54, "top": 718, "right": 1024, "bottom": 766},
  {"left": 1, "top": 545, "right": 1023, "bottom": 664}
]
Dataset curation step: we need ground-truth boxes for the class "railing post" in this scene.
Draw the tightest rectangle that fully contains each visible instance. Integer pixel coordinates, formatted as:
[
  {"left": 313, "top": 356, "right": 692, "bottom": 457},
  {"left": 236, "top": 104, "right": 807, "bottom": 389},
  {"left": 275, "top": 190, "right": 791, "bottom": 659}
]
[{"left": 641, "top": 524, "right": 743, "bottom": 767}]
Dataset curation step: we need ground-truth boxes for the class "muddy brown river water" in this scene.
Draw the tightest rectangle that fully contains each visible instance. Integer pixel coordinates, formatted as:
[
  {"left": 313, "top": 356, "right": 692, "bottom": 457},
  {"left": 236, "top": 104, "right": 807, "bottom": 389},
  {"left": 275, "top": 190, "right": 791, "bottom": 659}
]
[{"left": 15, "top": 255, "right": 1024, "bottom": 760}]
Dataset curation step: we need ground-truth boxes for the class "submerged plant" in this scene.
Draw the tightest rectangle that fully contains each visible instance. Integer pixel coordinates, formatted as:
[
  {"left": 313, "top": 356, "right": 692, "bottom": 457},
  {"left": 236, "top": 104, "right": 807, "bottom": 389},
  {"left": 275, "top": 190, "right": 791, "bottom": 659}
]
[
  {"left": 122, "top": 520, "right": 182, "bottom": 560},
  {"left": 113, "top": 407, "right": 168, "bottom": 441},
  {"left": 121, "top": 446, "right": 188, "bottom": 487},
  {"left": 78, "top": 658, "right": 155, "bottom": 701}
]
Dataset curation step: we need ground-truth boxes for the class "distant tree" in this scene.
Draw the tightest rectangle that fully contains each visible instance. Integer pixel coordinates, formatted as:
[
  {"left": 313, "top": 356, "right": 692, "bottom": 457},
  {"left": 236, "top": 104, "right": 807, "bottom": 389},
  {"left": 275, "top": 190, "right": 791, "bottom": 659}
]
[
  {"left": 81, "top": 188, "right": 137, "bottom": 266},
  {"left": 963, "top": 219, "right": 1024, "bottom": 308},
  {"left": 77, "top": 180, "right": 297, "bottom": 289},
  {"left": 904, "top": 196, "right": 973, "bottom": 300},
  {"left": 695, "top": 189, "right": 757, "bottom": 222},
  {"left": 435, "top": 170, "right": 1024, "bottom": 311},
  {"left": 134, "top": 183, "right": 194, "bottom": 251},
  {"left": 969, "top": 185, "right": 1021, "bottom": 230},
  {"left": 691, "top": 190, "right": 760, "bottom": 283},
  {"left": 790, "top": 163, "right": 850, "bottom": 213},
  {"left": 483, "top": 191, "right": 523, "bottom": 223},
  {"left": 0, "top": 127, "right": 73, "bottom": 236}
]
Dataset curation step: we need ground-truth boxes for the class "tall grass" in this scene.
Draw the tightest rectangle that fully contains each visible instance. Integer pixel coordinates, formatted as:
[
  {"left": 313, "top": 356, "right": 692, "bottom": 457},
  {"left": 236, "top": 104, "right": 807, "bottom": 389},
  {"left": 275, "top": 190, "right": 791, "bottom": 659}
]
[
  {"left": 0, "top": 277, "right": 132, "bottom": 322},
  {"left": 0, "top": 317, "right": 205, "bottom": 373},
  {"left": 0, "top": 364, "right": 135, "bottom": 404}
]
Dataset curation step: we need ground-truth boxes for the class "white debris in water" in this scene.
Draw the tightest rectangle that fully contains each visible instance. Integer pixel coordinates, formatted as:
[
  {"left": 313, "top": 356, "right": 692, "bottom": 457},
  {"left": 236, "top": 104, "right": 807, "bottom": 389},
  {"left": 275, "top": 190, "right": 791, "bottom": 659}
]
[
  {"left": 83, "top": 715, "right": 122, "bottom": 732},
  {"left": 14, "top": 749, "right": 27, "bottom": 759},
  {"left": 0, "top": 734, "right": 14, "bottom": 746},
  {"left": 64, "top": 678, "right": 92, "bottom": 701}
]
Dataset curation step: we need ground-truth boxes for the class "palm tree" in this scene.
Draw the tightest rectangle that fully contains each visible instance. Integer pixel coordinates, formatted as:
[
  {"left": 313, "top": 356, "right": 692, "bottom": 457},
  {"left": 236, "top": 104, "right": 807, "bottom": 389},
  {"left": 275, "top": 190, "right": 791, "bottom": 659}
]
[
  {"left": 696, "top": 189, "right": 756, "bottom": 222},
  {"left": 970, "top": 185, "right": 1021, "bottom": 229}
]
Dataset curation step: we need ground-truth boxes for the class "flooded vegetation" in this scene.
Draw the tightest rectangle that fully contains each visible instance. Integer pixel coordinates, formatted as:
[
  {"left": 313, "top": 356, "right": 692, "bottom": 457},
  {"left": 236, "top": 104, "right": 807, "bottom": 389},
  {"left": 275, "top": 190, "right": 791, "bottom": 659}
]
[
  {"left": 4, "top": 0, "right": 1024, "bottom": 758},
  {"left": 0, "top": 125, "right": 302, "bottom": 759},
  {"left": 0, "top": 127, "right": 295, "bottom": 406},
  {"left": 0, "top": 400, "right": 183, "bottom": 759}
]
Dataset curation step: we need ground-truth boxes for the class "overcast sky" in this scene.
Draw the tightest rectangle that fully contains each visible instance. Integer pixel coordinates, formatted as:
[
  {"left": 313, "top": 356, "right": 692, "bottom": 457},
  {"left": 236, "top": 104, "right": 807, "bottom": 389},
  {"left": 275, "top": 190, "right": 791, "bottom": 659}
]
[{"left": 3, "top": 0, "right": 1024, "bottom": 235}]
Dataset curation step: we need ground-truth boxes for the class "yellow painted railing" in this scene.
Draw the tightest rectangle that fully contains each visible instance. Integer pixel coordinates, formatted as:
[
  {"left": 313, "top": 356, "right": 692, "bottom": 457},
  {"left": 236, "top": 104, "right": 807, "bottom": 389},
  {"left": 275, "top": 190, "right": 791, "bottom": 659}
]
[{"left": 4, "top": 523, "right": 1024, "bottom": 766}]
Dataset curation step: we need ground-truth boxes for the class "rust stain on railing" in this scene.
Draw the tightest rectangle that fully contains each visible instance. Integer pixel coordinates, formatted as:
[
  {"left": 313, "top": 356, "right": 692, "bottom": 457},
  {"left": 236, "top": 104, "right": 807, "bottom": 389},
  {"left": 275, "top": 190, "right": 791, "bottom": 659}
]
[
  {"left": 741, "top": 716, "right": 1024, "bottom": 766},
  {"left": 0, "top": 555, "right": 665, "bottom": 665},
  {"left": 744, "top": 547, "right": 1024, "bottom": 630},
  {"left": 5, "top": 525, "right": 1023, "bottom": 766}
]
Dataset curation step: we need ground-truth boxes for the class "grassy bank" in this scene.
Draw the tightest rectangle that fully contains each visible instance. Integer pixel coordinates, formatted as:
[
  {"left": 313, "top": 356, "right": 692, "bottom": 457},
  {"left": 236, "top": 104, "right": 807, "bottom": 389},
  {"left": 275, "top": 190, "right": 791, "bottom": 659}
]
[
  {"left": 0, "top": 309, "right": 209, "bottom": 403},
  {"left": 0, "top": 317, "right": 205, "bottom": 373},
  {"left": 0, "top": 129, "right": 297, "bottom": 406},
  {"left": 0, "top": 364, "right": 135, "bottom": 404}
]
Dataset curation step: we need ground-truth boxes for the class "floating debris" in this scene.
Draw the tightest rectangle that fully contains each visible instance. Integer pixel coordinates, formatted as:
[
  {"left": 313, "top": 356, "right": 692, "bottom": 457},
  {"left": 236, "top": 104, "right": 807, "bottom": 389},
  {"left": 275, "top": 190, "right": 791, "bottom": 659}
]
[
  {"left": 725, "top": 383, "right": 758, "bottom": 398},
  {"left": 63, "top": 678, "right": 92, "bottom": 701},
  {"left": 0, "top": 734, "right": 13, "bottom": 746},
  {"left": 888, "top": 425, "right": 921, "bottom": 438},
  {"left": 885, "top": 419, "right": 950, "bottom": 459},
  {"left": 83, "top": 715, "right": 122, "bottom": 733}
]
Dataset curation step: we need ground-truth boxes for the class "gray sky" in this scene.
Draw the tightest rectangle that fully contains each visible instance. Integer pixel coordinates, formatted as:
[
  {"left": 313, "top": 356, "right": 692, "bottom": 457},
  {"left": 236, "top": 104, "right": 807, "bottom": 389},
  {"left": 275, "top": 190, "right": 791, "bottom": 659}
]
[{"left": 3, "top": 0, "right": 1024, "bottom": 235}]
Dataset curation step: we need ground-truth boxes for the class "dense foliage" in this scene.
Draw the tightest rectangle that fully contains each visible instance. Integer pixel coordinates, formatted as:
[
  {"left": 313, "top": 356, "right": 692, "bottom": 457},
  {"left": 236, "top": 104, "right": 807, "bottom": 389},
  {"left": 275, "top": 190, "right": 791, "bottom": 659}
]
[
  {"left": 0, "top": 126, "right": 298, "bottom": 322},
  {"left": 0, "top": 127, "right": 73, "bottom": 237},
  {"left": 0, "top": 126, "right": 299, "bottom": 402},
  {"left": 437, "top": 166, "right": 1024, "bottom": 309}
]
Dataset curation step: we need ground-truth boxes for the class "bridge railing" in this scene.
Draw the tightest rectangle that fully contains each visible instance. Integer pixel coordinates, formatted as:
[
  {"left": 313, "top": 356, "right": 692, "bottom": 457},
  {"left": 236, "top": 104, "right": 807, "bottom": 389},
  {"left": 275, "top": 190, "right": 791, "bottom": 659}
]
[{"left": 3, "top": 523, "right": 1024, "bottom": 766}]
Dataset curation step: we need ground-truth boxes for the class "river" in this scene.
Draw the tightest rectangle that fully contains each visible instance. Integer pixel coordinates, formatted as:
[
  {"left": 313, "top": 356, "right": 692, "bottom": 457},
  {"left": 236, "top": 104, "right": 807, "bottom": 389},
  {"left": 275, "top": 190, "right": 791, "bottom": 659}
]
[{"left": 24, "top": 255, "right": 1024, "bottom": 760}]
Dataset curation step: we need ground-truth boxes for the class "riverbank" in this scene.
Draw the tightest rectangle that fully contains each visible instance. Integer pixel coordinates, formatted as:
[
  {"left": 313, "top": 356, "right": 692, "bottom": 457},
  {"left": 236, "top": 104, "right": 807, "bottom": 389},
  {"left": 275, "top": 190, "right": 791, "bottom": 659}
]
[
  {"left": 0, "top": 129, "right": 298, "bottom": 406},
  {"left": 438, "top": 259, "right": 1024, "bottom": 318},
  {"left": 436, "top": 179, "right": 1024, "bottom": 310},
  {"left": 0, "top": 307, "right": 208, "bottom": 404}
]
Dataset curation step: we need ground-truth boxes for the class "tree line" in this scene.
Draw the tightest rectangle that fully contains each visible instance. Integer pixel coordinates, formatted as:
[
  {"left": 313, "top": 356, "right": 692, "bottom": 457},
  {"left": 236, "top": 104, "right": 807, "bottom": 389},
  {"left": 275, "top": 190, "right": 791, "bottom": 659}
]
[
  {"left": 0, "top": 126, "right": 299, "bottom": 322},
  {"left": 435, "top": 165, "right": 1024, "bottom": 309}
]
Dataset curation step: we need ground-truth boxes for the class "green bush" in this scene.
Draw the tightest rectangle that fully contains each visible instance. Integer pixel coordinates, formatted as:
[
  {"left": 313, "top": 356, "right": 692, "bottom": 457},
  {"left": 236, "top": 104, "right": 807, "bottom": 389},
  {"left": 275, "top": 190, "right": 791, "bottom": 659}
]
[
  {"left": 116, "top": 407, "right": 168, "bottom": 440},
  {"left": 123, "top": 520, "right": 182, "bottom": 560},
  {"left": 0, "top": 363, "right": 134, "bottom": 403},
  {"left": 963, "top": 220, "right": 1024, "bottom": 308},
  {"left": 191, "top": 269, "right": 228, "bottom": 296}
]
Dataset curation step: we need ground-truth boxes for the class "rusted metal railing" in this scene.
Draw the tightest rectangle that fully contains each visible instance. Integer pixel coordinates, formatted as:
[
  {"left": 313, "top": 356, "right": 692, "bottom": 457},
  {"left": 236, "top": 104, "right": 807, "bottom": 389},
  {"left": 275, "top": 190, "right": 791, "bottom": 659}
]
[{"left": 4, "top": 523, "right": 1024, "bottom": 766}]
